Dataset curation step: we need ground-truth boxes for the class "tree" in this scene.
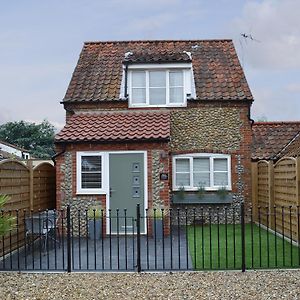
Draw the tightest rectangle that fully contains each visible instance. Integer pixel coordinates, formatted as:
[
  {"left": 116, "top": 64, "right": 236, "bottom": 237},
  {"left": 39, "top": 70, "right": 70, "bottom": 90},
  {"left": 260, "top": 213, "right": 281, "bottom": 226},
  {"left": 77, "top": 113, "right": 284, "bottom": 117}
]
[
  {"left": 0, "top": 120, "right": 55, "bottom": 159},
  {"left": 256, "top": 115, "right": 268, "bottom": 122}
]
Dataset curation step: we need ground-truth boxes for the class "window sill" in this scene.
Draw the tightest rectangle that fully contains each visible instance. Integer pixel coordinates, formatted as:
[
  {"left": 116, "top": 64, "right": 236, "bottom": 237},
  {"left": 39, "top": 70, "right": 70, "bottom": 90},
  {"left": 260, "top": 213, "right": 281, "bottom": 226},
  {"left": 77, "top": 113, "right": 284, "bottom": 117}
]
[
  {"left": 76, "top": 190, "right": 107, "bottom": 195},
  {"left": 129, "top": 103, "right": 187, "bottom": 108},
  {"left": 171, "top": 192, "right": 233, "bottom": 204}
]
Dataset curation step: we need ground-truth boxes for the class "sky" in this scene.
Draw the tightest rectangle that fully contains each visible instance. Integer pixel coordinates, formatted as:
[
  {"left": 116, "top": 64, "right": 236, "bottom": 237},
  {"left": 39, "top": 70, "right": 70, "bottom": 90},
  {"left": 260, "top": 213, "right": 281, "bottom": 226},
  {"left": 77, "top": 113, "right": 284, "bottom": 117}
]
[{"left": 0, "top": 0, "right": 299, "bottom": 130}]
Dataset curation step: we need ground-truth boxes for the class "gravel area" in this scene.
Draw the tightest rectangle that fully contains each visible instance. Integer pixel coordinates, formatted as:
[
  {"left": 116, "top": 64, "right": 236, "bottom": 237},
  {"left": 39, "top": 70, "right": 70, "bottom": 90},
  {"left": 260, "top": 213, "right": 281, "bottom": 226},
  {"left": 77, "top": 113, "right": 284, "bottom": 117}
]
[{"left": 0, "top": 270, "right": 299, "bottom": 299}]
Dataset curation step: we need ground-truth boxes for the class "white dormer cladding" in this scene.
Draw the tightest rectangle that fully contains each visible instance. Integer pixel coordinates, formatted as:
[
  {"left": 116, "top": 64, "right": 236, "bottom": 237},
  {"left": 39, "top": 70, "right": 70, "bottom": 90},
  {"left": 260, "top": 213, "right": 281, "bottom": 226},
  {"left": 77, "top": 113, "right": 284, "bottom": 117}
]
[{"left": 119, "top": 52, "right": 196, "bottom": 106}]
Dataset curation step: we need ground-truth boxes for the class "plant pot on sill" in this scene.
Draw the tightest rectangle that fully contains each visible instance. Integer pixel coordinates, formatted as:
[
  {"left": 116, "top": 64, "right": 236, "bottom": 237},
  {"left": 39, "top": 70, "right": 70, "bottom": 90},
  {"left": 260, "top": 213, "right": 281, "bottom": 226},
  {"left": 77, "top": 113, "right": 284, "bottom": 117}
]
[{"left": 88, "top": 206, "right": 103, "bottom": 240}]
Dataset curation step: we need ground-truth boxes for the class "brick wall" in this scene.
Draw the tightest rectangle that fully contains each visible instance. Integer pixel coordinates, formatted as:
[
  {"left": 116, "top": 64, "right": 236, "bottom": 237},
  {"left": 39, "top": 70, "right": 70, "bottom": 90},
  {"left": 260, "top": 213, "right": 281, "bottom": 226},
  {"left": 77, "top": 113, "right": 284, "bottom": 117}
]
[
  {"left": 55, "top": 142, "right": 170, "bottom": 214},
  {"left": 58, "top": 100, "right": 252, "bottom": 223}
]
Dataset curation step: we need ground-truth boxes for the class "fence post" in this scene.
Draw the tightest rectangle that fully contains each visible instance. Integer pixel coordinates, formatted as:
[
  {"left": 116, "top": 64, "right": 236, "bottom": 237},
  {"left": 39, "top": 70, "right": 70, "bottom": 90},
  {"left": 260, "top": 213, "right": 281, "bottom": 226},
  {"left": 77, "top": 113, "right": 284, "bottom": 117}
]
[
  {"left": 66, "top": 205, "right": 72, "bottom": 273},
  {"left": 296, "top": 158, "right": 300, "bottom": 206},
  {"left": 136, "top": 204, "right": 141, "bottom": 273},
  {"left": 241, "top": 202, "right": 246, "bottom": 272},
  {"left": 251, "top": 162, "right": 258, "bottom": 221},
  {"left": 268, "top": 161, "right": 275, "bottom": 229},
  {"left": 27, "top": 160, "right": 34, "bottom": 211}
]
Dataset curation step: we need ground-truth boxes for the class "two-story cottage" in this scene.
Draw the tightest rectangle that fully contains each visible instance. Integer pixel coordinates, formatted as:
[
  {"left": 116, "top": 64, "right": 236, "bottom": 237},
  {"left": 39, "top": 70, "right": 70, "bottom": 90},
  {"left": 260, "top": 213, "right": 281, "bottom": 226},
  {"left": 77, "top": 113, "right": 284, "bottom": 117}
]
[{"left": 55, "top": 40, "right": 253, "bottom": 234}]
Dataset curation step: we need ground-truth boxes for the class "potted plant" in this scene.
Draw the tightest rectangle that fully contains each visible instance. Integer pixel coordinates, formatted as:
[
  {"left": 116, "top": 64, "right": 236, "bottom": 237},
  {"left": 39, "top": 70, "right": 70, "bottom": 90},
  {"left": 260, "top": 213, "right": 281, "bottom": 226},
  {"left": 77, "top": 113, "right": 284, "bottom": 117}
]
[
  {"left": 178, "top": 186, "right": 185, "bottom": 201},
  {"left": 151, "top": 207, "right": 168, "bottom": 240},
  {"left": 197, "top": 185, "right": 205, "bottom": 200},
  {"left": 87, "top": 206, "right": 103, "bottom": 240},
  {"left": 217, "top": 186, "right": 228, "bottom": 201}
]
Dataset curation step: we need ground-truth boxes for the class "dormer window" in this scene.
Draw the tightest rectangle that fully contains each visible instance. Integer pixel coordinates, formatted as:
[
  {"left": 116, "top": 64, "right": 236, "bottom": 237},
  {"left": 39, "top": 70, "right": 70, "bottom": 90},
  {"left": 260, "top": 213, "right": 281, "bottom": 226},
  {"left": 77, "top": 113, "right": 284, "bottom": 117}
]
[{"left": 127, "top": 63, "right": 194, "bottom": 108}]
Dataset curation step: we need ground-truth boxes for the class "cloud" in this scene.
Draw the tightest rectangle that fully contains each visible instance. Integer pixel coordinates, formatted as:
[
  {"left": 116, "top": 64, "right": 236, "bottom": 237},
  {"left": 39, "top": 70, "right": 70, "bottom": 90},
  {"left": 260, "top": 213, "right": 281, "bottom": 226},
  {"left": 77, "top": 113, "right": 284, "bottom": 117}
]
[
  {"left": 125, "top": 12, "right": 177, "bottom": 34},
  {"left": 285, "top": 82, "right": 300, "bottom": 93},
  {"left": 232, "top": 0, "right": 300, "bottom": 70}
]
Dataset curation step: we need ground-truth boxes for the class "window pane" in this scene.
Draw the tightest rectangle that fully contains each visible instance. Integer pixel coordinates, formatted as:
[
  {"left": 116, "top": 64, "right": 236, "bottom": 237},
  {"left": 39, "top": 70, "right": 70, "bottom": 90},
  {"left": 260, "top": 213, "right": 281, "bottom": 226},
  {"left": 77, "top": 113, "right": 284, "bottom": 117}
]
[
  {"left": 176, "top": 173, "right": 190, "bottom": 187},
  {"left": 176, "top": 159, "right": 190, "bottom": 172},
  {"left": 81, "top": 156, "right": 101, "bottom": 172},
  {"left": 132, "top": 71, "right": 146, "bottom": 87},
  {"left": 132, "top": 88, "right": 146, "bottom": 103},
  {"left": 82, "top": 173, "right": 102, "bottom": 189},
  {"left": 169, "top": 71, "right": 183, "bottom": 87},
  {"left": 170, "top": 87, "right": 184, "bottom": 103},
  {"left": 214, "top": 158, "right": 228, "bottom": 171},
  {"left": 149, "top": 71, "right": 166, "bottom": 87},
  {"left": 149, "top": 88, "right": 166, "bottom": 105},
  {"left": 193, "top": 172, "right": 210, "bottom": 187},
  {"left": 193, "top": 158, "right": 209, "bottom": 172},
  {"left": 214, "top": 172, "right": 228, "bottom": 186}
]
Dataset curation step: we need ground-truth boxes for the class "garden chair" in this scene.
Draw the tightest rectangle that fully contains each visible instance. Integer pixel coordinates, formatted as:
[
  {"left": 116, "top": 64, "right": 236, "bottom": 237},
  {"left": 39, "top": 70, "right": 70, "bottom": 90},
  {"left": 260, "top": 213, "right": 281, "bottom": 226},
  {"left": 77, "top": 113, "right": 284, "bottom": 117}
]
[{"left": 25, "top": 210, "right": 60, "bottom": 251}]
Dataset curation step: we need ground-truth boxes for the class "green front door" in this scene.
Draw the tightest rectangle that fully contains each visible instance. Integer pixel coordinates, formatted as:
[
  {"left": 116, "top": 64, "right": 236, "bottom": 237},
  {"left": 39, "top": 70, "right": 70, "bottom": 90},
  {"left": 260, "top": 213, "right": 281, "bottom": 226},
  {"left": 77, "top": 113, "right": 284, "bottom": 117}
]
[{"left": 109, "top": 153, "right": 145, "bottom": 234}]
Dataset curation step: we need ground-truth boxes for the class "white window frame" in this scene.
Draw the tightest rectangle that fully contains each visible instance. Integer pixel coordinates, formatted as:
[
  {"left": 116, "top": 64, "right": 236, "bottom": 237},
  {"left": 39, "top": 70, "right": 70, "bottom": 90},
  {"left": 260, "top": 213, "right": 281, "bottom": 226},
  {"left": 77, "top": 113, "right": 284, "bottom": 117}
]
[
  {"left": 128, "top": 63, "right": 193, "bottom": 108},
  {"left": 172, "top": 153, "right": 232, "bottom": 191},
  {"left": 76, "top": 152, "right": 107, "bottom": 194}
]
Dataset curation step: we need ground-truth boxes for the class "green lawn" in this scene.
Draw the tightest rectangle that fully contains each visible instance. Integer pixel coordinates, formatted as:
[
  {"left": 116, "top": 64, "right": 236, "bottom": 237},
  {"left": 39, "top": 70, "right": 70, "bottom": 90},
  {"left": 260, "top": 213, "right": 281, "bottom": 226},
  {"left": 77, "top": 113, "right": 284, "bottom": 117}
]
[{"left": 187, "top": 224, "right": 300, "bottom": 270}]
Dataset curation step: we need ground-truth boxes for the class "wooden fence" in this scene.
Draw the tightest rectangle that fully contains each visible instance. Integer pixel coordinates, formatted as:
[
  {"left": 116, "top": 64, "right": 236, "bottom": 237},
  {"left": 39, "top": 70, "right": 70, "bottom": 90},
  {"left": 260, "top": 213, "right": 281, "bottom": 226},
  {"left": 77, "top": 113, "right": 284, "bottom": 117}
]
[
  {"left": 0, "top": 159, "right": 56, "bottom": 255},
  {"left": 252, "top": 157, "right": 300, "bottom": 241}
]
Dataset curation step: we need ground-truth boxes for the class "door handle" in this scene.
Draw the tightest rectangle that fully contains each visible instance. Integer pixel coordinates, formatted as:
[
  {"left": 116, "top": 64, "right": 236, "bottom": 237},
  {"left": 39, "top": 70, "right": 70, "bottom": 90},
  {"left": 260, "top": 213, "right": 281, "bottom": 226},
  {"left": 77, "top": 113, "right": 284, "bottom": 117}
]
[{"left": 110, "top": 187, "right": 116, "bottom": 197}]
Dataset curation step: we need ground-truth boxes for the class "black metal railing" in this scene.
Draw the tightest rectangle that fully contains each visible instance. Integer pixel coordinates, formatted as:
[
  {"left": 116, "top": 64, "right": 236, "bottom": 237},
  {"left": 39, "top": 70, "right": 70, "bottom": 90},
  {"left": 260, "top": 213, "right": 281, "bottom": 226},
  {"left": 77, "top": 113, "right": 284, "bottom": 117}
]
[{"left": 1, "top": 204, "right": 300, "bottom": 272}]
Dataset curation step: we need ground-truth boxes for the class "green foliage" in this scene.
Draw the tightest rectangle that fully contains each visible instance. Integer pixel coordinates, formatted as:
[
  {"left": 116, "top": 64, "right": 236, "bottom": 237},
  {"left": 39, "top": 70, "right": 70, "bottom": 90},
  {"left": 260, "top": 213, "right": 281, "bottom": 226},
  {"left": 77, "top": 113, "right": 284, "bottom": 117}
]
[
  {"left": 0, "top": 195, "right": 15, "bottom": 236},
  {"left": 178, "top": 186, "right": 185, "bottom": 200},
  {"left": 217, "top": 186, "right": 228, "bottom": 200},
  {"left": 197, "top": 185, "right": 206, "bottom": 199},
  {"left": 87, "top": 206, "right": 103, "bottom": 219},
  {"left": 149, "top": 207, "right": 169, "bottom": 219},
  {"left": 256, "top": 115, "right": 268, "bottom": 122},
  {"left": 0, "top": 120, "right": 55, "bottom": 159}
]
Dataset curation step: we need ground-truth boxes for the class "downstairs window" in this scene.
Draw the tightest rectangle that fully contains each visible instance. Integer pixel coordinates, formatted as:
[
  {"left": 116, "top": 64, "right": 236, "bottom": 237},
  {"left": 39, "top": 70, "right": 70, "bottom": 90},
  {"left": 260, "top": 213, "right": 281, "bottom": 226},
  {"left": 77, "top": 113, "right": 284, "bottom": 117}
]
[
  {"left": 173, "top": 154, "right": 231, "bottom": 191},
  {"left": 76, "top": 152, "right": 105, "bottom": 194}
]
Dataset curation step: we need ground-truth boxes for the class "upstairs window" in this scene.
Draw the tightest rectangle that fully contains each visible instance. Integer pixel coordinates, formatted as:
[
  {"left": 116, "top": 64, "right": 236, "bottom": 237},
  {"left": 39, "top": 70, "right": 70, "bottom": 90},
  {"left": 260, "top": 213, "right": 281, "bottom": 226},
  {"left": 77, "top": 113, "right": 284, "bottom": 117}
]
[
  {"left": 172, "top": 154, "right": 231, "bottom": 191},
  {"left": 128, "top": 63, "right": 194, "bottom": 107}
]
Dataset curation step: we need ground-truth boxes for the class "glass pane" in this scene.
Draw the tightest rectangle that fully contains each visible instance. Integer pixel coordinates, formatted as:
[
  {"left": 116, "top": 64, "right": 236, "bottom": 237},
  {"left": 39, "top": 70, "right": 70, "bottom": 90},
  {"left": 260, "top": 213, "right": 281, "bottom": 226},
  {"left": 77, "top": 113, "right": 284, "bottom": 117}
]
[
  {"left": 149, "top": 88, "right": 166, "bottom": 105},
  {"left": 132, "top": 71, "right": 146, "bottom": 87},
  {"left": 81, "top": 156, "right": 101, "bottom": 172},
  {"left": 132, "top": 88, "right": 146, "bottom": 103},
  {"left": 214, "top": 172, "right": 228, "bottom": 186},
  {"left": 193, "top": 172, "right": 210, "bottom": 187},
  {"left": 176, "top": 159, "right": 190, "bottom": 172},
  {"left": 193, "top": 158, "right": 209, "bottom": 172},
  {"left": 169, "top": 71, "right": 183, "bottom": 87},
  {"left": 82, "top": 173, "right": 102, "bottom": 189},
  {"left": 176, "top": 173, "right": 190, "bottom": 187},
  {"left": 214, "top": 158, "right": 228, "bottom": 171},
  {"left": 149, "top": 71, "right": 166, "bottom": 87},
  {"left": 170, "top": 87, "right": 184, "bottom": 103}
]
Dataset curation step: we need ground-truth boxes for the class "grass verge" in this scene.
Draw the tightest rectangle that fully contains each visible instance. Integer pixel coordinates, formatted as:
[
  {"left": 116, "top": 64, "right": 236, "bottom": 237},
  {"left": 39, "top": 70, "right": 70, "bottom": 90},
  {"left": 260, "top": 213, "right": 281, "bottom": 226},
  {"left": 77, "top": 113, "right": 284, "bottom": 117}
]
[{"left": 187, "top": 223, "right": 300, "bottom": 270}]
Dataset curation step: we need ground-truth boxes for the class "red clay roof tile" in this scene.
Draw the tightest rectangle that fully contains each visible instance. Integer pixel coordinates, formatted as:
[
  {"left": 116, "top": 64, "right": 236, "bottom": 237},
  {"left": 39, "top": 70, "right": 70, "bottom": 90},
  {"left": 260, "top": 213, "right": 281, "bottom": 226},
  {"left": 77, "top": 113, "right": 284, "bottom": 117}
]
[
  {"left": 55, "top": 111, "right": 170, "bottom": 143},
  {"left": 63, "top": 40, "right": 253, "bottom": 102},
  {"left": 252, "top": 122, "right": 300, "bottom": 160}
]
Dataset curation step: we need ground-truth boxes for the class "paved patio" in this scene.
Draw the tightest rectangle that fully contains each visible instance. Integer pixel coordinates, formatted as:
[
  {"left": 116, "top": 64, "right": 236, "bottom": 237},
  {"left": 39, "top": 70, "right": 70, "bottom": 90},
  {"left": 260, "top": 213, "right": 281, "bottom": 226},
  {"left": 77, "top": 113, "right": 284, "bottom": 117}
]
[{"left": 0, "top": 227, "right": 193, "bottom": 271}]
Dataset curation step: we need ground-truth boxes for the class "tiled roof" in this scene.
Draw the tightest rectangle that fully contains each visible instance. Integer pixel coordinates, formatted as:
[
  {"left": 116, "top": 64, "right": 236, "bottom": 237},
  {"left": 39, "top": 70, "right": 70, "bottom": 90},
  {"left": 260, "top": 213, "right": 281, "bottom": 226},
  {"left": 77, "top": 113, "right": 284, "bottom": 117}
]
[
  {"left": 279, "top": 133, "right": 300, "bottom": 158},
  {"left": 0, "top": 150, "right": 12, "bottom": 160},
  {"left": 124, "top": 51, "right": 191, "bottom": 63},
  {"left": 63, "top": 40, "right": 253, "bottom": 102},
  {"left": 252, "top": 122, "right": 300, "bottom": 160},
  {"left": 55, "top": 111, "right": 170, "bottom": 143}
]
